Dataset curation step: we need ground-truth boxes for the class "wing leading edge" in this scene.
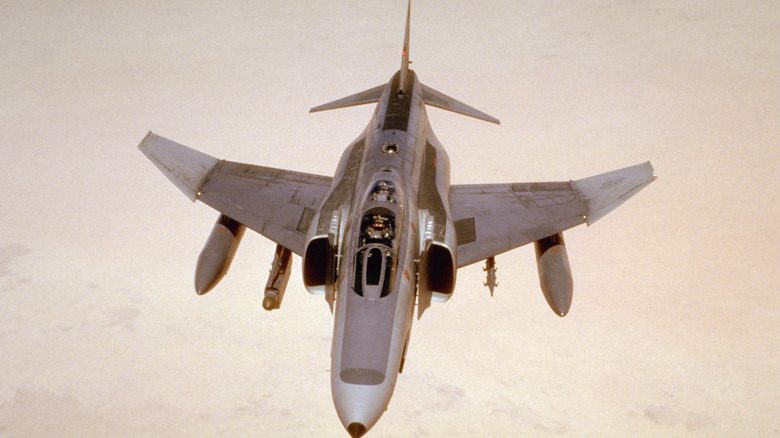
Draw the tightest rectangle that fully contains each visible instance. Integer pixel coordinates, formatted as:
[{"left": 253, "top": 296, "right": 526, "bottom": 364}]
[
  {"left": 450, "top": 162, "right": 655, "bottom": 267},
  {"left": 138, "top": 132, "right": 332, "bottom": 256}
]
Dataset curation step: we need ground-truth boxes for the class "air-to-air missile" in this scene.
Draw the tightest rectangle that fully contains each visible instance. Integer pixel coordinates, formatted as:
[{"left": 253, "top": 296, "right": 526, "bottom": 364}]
[
  {"left": 262, "top": 244, "right": 292, "bottom": 311},
  {"left": 483, "top": 256, "right": 498, "bottom": 296},
  {"left": 534, "top": 232, "right": 573, "bottom": 316},
  {"left": 194, "top": 214, "right": 246, "bottom": 294}
]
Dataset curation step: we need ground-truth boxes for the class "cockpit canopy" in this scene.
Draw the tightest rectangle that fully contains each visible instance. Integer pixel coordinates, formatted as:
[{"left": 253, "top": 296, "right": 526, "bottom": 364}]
[
  {"left": 354, "top": 244, "right": 394, "bottom": 300},
  {"left": 354, "top": 207, "right": 397, "bottom": 299}
]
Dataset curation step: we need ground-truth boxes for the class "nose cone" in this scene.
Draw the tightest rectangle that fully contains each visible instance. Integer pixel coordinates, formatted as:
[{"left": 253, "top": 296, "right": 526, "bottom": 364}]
[
  {"left": 333, "top": 375, "right": 395, "bottom": 437},
  {"left": 347, "top": 422, "right": 367, "bottom": 438}
]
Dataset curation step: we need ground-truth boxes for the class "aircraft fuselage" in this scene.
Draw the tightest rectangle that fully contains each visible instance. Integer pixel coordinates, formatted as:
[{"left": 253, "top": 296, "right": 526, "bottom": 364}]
[{"left": 324, "top": 70, "right": 450, "bottom": 433}]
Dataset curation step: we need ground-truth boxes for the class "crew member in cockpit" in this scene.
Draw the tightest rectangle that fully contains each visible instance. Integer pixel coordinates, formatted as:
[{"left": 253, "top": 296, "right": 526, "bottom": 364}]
[
  {"left": 366, "top": 215, "right": 392, "bottom": 241},
  {"left": 371, "top": 181, "right": 393, "bottom": 202}
]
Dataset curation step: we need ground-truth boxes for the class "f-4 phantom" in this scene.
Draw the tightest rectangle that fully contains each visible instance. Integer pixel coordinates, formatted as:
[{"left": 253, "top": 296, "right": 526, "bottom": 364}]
[{"left": 139, "top": 3, "right": 655, "bottom": 437}]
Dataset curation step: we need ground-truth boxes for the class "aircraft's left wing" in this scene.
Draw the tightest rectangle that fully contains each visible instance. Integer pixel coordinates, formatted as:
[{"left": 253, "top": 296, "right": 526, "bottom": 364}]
[
  {"left": 450, "top": 162, "right": 655, "bottom": 267},
  {"left": 139, "top": 132, "right": 332, "bottom": 256}
]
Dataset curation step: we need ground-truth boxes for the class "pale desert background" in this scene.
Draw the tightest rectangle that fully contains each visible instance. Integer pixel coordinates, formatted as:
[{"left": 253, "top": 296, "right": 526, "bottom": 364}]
[{"left": 1, "top": 1, "right": 777, "bottom": 437}]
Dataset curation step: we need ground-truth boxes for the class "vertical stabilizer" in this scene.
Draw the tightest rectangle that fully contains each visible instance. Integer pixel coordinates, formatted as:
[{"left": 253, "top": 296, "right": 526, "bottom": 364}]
[{"left": 400, "top": 1, "right": 411, "bottom": 91}]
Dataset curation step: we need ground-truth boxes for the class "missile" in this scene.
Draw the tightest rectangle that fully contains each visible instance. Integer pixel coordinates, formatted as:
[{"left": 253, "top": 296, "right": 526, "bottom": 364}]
[
  {"left": 534, "top": 232, "right": 573, "bottom": 317},
  {"left": 262, "top": 244, "right": 293, "bottom": 311},
  {"left": 483, "top": 256, "right": 497, "bottom": 296},
  {"left": 194, "top": 214, "right": 246, "bottom": 294}
]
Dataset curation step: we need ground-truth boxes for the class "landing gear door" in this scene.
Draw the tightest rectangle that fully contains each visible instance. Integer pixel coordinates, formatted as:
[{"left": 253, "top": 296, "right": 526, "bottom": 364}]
[
  {"left": 325, "top": 206, "right": 347, "bottom": 313},
  {"left": 417, "top": 282, "right": 432, "bottom": 319},
  {"left": 325, "top": 248, "right": 336, "bottom": 313},
  {"left": 417, "top": 243, "right": 432, "bottom": 319}
]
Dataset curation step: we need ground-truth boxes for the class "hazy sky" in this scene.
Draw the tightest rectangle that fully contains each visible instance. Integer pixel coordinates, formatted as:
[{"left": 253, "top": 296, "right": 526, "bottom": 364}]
[{"left": 1, "top": 1, "right": 778, "bottom": 437}]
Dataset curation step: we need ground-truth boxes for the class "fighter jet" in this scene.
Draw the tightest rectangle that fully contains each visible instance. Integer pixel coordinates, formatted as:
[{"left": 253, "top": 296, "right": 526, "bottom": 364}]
[{"left": 138, "top": 3, "right": 655, "bottom": 437}]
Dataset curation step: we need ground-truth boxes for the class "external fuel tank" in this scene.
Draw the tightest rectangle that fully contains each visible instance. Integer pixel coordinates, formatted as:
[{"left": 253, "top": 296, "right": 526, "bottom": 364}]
[
  {"left": 534, "top": 232, "right": 573, "bottom": 316},
  {"left": 194, "top": 214, "right": 246, "bottom": 294}
]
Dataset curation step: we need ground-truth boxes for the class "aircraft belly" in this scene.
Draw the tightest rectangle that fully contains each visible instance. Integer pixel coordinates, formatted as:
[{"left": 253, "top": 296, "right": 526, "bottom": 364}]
[
  {"left": 336, "top": 255, "right": 416, "bottom": 385},
  {"left": 339, "top": 291, "right": 399, "bottom": 385},
  {"left": 330, "top": 230, "right": 417, "bottom": 431}
]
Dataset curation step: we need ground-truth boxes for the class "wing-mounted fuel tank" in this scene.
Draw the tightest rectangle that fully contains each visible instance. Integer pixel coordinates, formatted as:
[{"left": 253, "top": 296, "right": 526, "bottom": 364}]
[
  {"left": 195, "top": 214, "right": 246, "bottom": 294},
  {"left": 262, "top": 244, "right": 292, "bottom": 310},
  {"left": 534, "top": 232, "right": 573, "bottom": 317}
]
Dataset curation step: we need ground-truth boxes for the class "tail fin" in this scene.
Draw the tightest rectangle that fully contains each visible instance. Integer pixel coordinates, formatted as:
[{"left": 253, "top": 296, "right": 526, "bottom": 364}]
[
  {"left": 400, "top": 0, "right": 411, "bottom": 90},
  {"left": 310, "top": 1, "right": 411, "bottom": 113},
  {"left": 310, "top": 0, "right": 500, "bottom": 124}
]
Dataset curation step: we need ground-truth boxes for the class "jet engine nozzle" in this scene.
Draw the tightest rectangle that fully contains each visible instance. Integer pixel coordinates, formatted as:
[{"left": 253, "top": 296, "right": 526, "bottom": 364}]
[
  {"left": 534, "top": 233, "right": 573, "bottom": 317},
  {"left": 263, "top": 244, "right": 293, "bottom": 311},
  {"left": 194, "top": 214, "right": 246, "bottom": 294}
]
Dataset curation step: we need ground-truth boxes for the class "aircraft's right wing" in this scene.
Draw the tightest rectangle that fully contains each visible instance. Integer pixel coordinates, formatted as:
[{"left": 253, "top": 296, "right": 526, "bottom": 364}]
[
  {"left": 139, "top": 132, "right": 333, "bottom": 256},
  {"left": 450, "top": 162, "right": 655, "bottom": 268}
]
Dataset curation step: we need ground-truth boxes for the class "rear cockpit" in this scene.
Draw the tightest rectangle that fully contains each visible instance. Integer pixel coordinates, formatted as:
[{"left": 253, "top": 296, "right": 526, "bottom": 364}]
[{"left": 367, "top": 180, "right": 397, "bottom": 204}]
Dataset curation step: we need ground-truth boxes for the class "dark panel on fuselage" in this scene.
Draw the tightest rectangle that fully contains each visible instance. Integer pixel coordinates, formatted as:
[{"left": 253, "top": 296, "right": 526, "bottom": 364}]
[
  {"left": 418, "top": 142, "right": 448, "bottom": 240},
  {"left": 455, "top": 217, "right": 476, "bottom": 245},
  {"left": 314, "top": 138, "right": 366, "bottom": 235},
  {"left": 381, "top": 72, "right": 413, "bottom": 131},
  {"left": 297, "top": 207, "right": 316, "bottom": 233}
]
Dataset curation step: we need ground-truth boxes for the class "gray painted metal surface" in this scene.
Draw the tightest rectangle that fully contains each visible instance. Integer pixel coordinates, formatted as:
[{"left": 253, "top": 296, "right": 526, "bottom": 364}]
[
  {"left": 450, "top": 161, "right": 656, "bottom": 267},
  {"left": 138, "top": 132, "right": 219, "bottom": 202},
  {"left": 138, "top": 2, "right": 655, "bottom": 436}
]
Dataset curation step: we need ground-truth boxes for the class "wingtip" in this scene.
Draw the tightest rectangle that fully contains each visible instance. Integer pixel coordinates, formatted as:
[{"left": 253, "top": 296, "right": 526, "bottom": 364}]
[
  {"left": 138, "top": 131, "right": 155, "bottom": 150},
  {"left": 646, "top": 161, "right": 658, "bottom": 182},
  {"left": 136, "top": 132, "right": 219, "bottom": 202},
  {"left": 573, "top": 161, "right": 658, "bottom": 226}
]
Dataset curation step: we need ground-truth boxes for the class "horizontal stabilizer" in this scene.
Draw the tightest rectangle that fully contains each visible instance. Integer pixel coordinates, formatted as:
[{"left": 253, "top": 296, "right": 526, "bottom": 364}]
[
  {"left": 421, "top": 84, "right": 500, "bottom": 124},
  {"left": 572, "top": 161, "right": 656, "bottom": 225},
  {"left": 138, "top": 132, "right": 219, "bottom": 201},
  {"left": 310, "top": 84, "right": 386, "bottom": 113}
]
